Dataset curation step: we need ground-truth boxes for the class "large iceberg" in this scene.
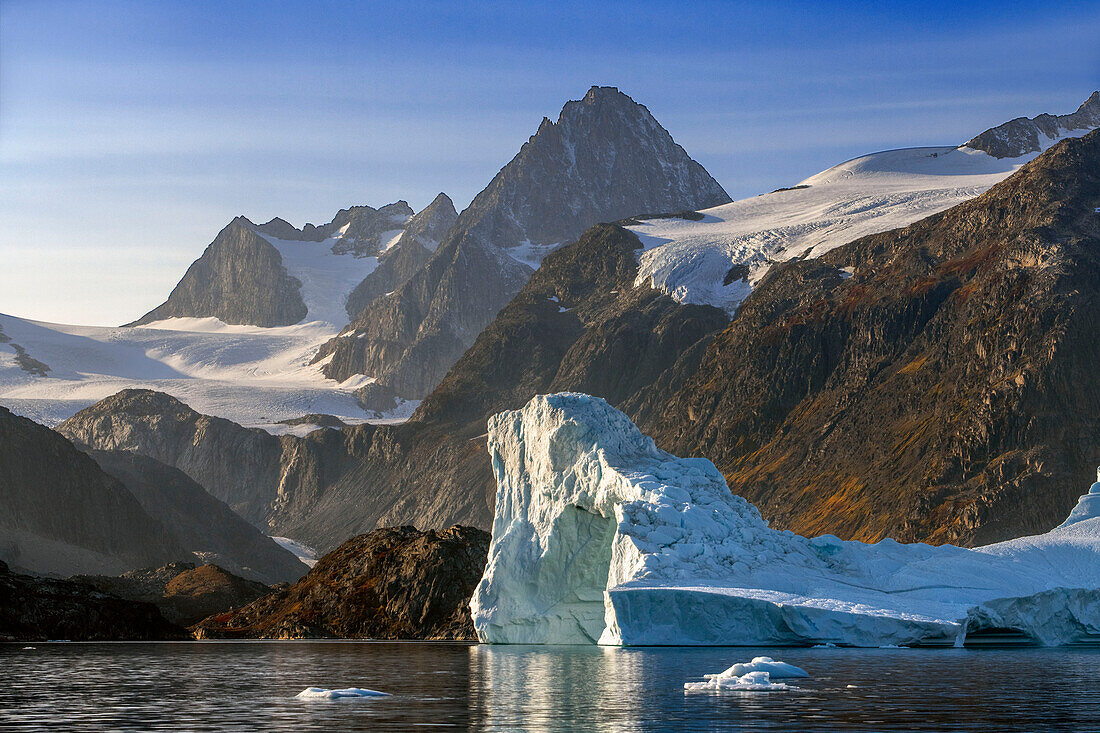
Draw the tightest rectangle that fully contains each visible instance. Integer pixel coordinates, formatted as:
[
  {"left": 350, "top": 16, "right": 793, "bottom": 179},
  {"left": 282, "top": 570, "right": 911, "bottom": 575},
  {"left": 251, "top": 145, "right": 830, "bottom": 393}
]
[{"left": 470, "top": 393, "right": 1100, "bottom": 646}]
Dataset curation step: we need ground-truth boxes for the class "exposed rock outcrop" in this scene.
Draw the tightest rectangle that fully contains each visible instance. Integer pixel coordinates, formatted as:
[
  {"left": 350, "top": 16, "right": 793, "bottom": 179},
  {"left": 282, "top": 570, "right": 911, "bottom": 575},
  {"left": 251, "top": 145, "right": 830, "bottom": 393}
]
[
  {"left": 964, "top": 91, "right": 1100, "bottom": 158},
  {"left": 75, "top": 562, "right": 271, "bottom": 626},
  {"left": 0, "top": 560, "right": 185, "bottom": 641},
  {"left": 192, "top": 525, "right": 489, "bottom": 640},
  {"left": 58, "top": 389, "right": 377, "bottom": 548},
  {"left": 343, "top": 193, "right": 458, "bottom": 318},
  {"left": 129, "top": 219, "right": 308, "bottom": 327},
  {"left": 317, "top": 86, "right": 731, "bottom": 398}
]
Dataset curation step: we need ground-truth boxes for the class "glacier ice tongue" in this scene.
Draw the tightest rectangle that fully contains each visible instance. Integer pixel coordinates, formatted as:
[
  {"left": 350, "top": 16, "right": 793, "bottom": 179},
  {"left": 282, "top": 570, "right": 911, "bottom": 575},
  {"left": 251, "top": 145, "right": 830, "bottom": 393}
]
[{"left": 470, "top": 393, "right": 1100, "bottom": 647}]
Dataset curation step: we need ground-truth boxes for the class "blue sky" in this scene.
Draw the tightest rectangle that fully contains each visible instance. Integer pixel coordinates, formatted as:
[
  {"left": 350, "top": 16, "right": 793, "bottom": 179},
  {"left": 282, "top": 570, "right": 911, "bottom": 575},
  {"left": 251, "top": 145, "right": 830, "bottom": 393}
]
[{"left": 2, "top": 0, "right": 1099, "bottom": 325}]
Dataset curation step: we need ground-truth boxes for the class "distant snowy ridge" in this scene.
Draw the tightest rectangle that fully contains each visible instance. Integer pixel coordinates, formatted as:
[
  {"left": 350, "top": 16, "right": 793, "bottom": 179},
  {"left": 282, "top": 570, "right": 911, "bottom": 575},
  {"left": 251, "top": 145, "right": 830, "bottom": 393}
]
[
  {"left": 0, "top": 313, "right": 385, "bottom": 427},
  {"left": 627, "top": 93, "right": 1100, "bottom": 315},
  {"left": 471, "top": 393, "right": 1100, "bottom": 647}
]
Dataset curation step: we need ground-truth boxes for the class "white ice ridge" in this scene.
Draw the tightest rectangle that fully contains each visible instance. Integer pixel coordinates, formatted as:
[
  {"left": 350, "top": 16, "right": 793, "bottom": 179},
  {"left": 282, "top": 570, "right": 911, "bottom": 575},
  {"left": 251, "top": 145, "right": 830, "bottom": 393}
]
[
  {"left": 626, "top": 128, "right": 1097, "bottom": 315},
  {"left": 296, "top": 687, "right": 389, "bottom": 699},
  {"left": 716, "top": 657, "right": 808, "bottom": 678},
  {"left": 470, "top": 393, "right": 1100, "bottom": 647}
]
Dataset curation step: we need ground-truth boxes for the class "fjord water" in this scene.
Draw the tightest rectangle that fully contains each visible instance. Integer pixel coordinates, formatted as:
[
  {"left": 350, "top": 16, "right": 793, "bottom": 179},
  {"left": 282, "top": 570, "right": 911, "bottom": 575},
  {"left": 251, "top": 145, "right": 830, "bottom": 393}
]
[{"left": 1, "top": 642, "right": 1098, "bottom": 731}]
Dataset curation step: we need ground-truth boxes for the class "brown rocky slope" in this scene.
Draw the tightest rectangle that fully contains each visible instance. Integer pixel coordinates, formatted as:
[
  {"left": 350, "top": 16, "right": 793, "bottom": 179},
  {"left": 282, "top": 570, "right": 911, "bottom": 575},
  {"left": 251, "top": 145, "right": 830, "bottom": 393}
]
[
  {"left": 192, "top": 526, "right": 489, "bottom": 640},
  {"left": 641, "top": 129, "right": 1100, "bottom": 546}
]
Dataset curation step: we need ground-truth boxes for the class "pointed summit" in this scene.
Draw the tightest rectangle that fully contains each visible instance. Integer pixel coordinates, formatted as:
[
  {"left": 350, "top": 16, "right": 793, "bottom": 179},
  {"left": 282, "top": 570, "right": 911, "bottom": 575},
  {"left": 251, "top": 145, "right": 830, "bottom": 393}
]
[{"left": 319, "top": 86, "right": 731, "bottom": 397}]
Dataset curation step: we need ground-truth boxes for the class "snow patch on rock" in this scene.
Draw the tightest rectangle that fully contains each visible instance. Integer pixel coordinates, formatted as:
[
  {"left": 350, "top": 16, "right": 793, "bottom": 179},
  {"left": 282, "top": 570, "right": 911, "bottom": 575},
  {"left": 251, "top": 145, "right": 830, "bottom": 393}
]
[{"left": 470, "top": 393, "right": 1100, "bottom": 647}]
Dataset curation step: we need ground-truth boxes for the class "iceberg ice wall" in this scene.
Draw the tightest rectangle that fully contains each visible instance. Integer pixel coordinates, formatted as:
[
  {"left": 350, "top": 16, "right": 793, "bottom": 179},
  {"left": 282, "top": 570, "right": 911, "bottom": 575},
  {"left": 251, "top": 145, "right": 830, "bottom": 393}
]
[{"left": 470, "top": 393, "right": 1100, "bottom": 646}]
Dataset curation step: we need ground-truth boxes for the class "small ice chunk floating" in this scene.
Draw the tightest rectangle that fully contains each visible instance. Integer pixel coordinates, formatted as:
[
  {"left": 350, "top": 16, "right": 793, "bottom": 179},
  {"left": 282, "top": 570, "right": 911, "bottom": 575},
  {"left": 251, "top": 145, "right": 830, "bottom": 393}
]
[
  {"left": 296, "top": 687, "right": 390, "bottom": 699},
  {"left": 470, "top": 393, "right": 1100, "bottom": 647}
]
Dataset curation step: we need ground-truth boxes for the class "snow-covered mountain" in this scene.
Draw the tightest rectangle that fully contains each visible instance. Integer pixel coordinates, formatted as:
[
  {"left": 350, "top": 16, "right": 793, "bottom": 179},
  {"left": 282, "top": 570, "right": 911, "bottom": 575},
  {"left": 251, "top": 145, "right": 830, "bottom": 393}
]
[
  {"left": 316, "top": 86, "right": 732, "bottom": 398},
  {"left": 627, "top": 91, "right": 1100, "bottom": 315},
  {"left": 131, "top": 199, "right": 433, "bottom": 329}
]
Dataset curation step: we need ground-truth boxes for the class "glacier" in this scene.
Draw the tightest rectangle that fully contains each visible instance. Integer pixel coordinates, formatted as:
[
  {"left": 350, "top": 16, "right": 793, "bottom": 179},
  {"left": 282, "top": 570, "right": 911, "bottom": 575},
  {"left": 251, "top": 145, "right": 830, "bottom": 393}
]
[{"left": 470, "top": 393, "right": 1100, "bottom": 647}]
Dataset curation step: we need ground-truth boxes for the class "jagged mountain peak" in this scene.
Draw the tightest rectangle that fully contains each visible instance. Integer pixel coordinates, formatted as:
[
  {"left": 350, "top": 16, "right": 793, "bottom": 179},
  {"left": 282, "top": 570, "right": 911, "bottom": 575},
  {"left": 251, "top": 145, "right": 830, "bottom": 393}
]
[
  {"left": 964, "top": 91, "right": 1100, "bottom": 159},
  {"left": 453, "top": 86, "right": 731, "bottom": 253},
  {"left": 317, "top": 86, "right": 732, "bottom": 398}
]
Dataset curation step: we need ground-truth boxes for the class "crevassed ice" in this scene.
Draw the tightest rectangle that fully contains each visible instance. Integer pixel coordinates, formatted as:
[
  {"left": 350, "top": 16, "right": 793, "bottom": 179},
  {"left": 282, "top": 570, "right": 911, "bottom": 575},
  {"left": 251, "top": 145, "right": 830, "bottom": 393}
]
[{"left": 470, "top": 393, "right": 1100, "bottom": 647}]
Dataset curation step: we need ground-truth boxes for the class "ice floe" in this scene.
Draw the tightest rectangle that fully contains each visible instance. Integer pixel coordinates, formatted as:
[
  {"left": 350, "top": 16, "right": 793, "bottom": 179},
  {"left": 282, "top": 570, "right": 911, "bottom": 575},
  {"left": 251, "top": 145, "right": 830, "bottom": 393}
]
[
  {"left": 684, "top": 669, "right": 798, "bottom": 692},
  {"left": 296, "top": 687, "right": 390, "bottom": 699}
]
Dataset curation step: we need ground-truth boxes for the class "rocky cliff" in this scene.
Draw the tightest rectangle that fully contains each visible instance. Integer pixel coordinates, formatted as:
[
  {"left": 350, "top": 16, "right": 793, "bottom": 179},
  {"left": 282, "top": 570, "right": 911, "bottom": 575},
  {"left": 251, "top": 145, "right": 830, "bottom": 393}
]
[
  {"left": 316, "top": 86, "right": 731, "bottom": 398},
  {"left": 129, "top": 219, "right": 308, "bottom": 327},
  {"left": 0, "top": 406, "right": 186, "bottom": 576},
  {"left": 192, "top": 525, "right": 489, "bottom": 640},
  {"left": 642, "top": 129, "right": 1100, "bottom": 545},
  {"left": 343, "top": 193, "right": 458, "bottom": 318},
  {"left": 88, "top": 450, "right": 308, "bottom": 584},
  {"left": 965, "top": 91, "right": 1100, "bottom": 158}
]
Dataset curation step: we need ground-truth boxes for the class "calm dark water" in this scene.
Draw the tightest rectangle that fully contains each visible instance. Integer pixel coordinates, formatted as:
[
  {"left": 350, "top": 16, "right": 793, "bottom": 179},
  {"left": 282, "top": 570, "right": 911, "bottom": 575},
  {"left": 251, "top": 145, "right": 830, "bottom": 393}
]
[{"left": 1, "top": 642, "right": 1098, "bottom": 732}]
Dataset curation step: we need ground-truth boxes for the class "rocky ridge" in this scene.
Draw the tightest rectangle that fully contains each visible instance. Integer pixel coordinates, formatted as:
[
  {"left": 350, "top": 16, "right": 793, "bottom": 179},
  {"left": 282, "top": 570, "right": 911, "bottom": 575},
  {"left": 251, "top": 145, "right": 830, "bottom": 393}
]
[
  {"left": 965, "top": 91, "right": 1100, "bottom": 158},
  {"left": 192, "top": 525, "right": 489, "bottom": 640},
  {"left": 74, "top": 562, "right": 272, "bottom": 626},
  {"left": 0, "top": 560, "right": 185, "bottom": 641}
]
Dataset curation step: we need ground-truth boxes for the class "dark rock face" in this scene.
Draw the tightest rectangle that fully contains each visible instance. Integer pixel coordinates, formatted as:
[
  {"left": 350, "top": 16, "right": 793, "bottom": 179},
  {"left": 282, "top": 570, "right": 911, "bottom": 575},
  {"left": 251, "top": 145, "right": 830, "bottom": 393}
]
[
  {"left": 343, "top": 193, "right": 458, "bottom": 318},
  {"left": 75, "top": 562, "right": 271, "bottom": 626},
  {"left": 58, "top": 389, "right": 386, "bottom": 551},
  {"left": 0, "top": 406, "right": 186, "bottom": 576},
  {"left": 0, "top": 560, "right": 185, "bottom": 641},
  {"left": 641, "top": 130, "right": 1100, "bottom": 546},
  {"left": 59, "top": 390, "right": 288, "bottom": 528},
  {"left": 965, "top": 91, "right": 1099, "bottom": 158},
  {"left": 192, "top": 526, "right": 489, "bottom": 640},
  {"left": 317, "top": 86, "right": 731, "bottom": 399},
  {"left": 129, "top": 219, "right": 308, "bottom": 327},
  {"left": 87, "top": 450, "right": 308, "bottom": 584}
]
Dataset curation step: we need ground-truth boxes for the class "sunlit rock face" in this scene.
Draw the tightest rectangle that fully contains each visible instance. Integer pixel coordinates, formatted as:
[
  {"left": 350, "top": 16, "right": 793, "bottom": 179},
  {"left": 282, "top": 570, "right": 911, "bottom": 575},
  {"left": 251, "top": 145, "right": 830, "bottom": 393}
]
[{"left": 470, "top": 393, "right": 1100, "bottom": 647}]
